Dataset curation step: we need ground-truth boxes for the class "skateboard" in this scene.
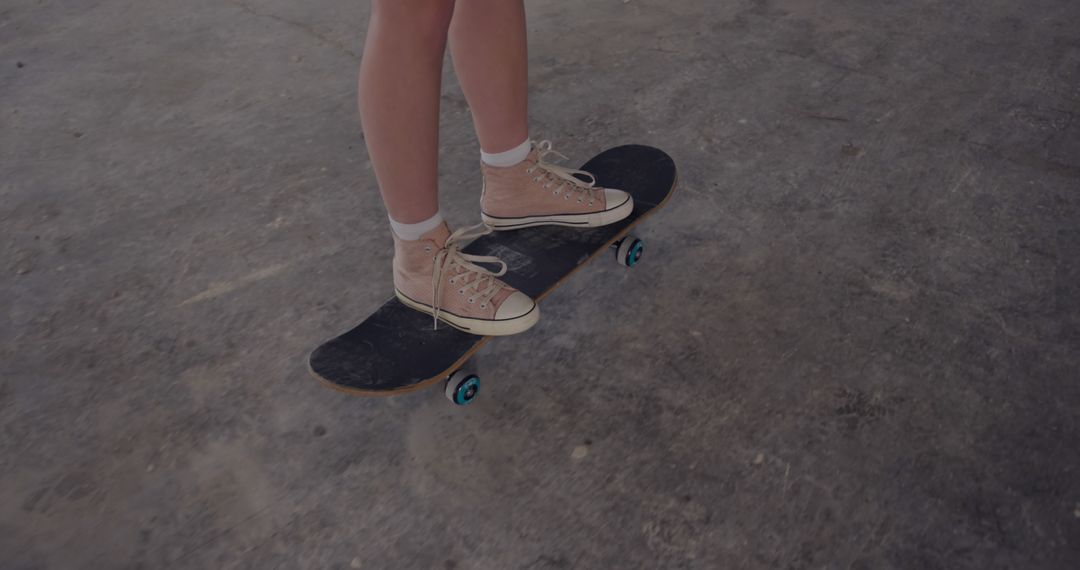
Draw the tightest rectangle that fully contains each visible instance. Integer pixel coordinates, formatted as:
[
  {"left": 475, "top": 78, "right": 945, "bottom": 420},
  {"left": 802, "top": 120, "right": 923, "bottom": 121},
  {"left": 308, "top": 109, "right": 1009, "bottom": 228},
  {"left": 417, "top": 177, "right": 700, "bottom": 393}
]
[{"left": 309, "top": 145, "right": 677, "bottom": 405}]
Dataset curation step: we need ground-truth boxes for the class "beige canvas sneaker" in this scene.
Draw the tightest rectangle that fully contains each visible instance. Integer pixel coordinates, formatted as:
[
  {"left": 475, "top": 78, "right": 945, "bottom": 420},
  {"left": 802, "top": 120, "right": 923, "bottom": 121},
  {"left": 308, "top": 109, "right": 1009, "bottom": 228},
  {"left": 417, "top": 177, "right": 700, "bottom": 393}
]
[
  {"left": 480, "top": 140, "right": 634, "bottom": 230},
  {"left": 393, "top": 222, "right": 538, "bottom": 336}
]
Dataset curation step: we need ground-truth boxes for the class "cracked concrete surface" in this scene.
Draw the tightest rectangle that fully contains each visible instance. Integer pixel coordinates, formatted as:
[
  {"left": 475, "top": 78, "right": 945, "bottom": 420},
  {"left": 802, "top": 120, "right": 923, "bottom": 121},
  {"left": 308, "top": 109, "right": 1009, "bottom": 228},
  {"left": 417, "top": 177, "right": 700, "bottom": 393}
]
[{"left": 3, "top": 0, "right": 1080, "bottom": 568}]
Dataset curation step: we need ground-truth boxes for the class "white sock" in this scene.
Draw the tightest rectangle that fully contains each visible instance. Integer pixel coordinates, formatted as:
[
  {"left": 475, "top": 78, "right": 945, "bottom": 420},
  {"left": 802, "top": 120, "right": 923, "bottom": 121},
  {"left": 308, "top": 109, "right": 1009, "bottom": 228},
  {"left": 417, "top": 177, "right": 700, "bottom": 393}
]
[
  {"left": 390, "top": 211, "right": 443, "bottom": 241},
  {"left": 481, "top": 138, "right": 531, "bottom": 168}
]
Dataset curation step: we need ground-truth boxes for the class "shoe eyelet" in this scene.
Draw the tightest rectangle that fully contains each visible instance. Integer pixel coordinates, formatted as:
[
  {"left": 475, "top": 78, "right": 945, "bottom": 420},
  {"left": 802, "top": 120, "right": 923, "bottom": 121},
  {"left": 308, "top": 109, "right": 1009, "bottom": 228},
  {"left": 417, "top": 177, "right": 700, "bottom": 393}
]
[
  {"left": 468, "top": 298, "right": 475, "bottom": 304},
  {"left": 458, "top": 289, "right": 465, "bottom": 294},
  {"left": 424, "top": 247, "right": 431, "bottom": 252},
  {"left": 480, "top": 304, "right": 487, "bottom": 309},
  {"left": 449, "top": 278, "right": 455, "bottom": 284}
]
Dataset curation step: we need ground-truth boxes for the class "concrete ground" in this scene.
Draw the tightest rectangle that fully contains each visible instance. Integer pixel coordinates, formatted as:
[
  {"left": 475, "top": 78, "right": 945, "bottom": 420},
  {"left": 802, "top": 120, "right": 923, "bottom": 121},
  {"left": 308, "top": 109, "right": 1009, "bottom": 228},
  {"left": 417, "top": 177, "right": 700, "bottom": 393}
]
[{"left": 3, "top": 0, "right": 1080, "bottom": 567}]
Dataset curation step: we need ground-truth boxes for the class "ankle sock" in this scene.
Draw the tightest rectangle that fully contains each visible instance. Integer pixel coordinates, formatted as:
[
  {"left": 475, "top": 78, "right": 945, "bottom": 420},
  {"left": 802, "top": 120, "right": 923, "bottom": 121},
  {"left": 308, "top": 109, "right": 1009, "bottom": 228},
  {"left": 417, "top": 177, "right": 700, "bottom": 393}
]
[
  {"left": 481, "top": 138, "right": 531, "bottom": 168},
  {"left": 390, "top": 211, "right": 443, "bottom": 241}
]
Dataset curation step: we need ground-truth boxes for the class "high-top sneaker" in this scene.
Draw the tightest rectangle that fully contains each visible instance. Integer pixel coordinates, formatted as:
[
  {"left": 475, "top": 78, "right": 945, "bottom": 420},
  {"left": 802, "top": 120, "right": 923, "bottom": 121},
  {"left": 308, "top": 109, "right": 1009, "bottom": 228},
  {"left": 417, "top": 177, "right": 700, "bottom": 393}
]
[
  {"left": 480, "top": 140, "right": 633, "bottom": 230},
  {"left": 393, "top": 222, "right": 538, "bottom": 335}
]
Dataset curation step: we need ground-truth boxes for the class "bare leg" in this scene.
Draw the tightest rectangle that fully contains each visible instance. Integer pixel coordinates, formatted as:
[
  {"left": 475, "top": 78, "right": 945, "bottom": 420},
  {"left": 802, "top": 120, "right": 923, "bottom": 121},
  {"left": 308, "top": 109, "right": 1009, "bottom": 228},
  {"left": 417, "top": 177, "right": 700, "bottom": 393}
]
[
  {"left": 448, "top": 0, "right": 529, "bottom": 154},
  {"left": 359, "top": 0, "right": 455, "bottom": 223},
  {"left": 449, "top": 2, "right": 634, "bottom": 233},
  {"left": 357, "top": 0, "right": 538, "bottom": 336}
]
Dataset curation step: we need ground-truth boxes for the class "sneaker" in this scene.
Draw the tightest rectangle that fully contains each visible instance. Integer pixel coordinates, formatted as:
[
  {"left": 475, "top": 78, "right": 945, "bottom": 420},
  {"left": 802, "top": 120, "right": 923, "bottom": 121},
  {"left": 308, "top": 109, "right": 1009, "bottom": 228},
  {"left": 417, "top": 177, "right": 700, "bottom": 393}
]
[
  {"left": 480, "top": 140, "right": 634, "bottom": 230},
  {"left": 393, "top": 222, "right": 538, "bottom": 336}
]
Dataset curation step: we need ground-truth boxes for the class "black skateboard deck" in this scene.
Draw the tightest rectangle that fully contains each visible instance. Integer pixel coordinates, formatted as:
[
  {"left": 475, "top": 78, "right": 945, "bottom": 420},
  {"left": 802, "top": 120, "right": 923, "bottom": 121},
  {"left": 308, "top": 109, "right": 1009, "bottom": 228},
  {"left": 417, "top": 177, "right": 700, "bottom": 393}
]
[{"left": 309, "top": 145, "right": 677, "bottom": 403}]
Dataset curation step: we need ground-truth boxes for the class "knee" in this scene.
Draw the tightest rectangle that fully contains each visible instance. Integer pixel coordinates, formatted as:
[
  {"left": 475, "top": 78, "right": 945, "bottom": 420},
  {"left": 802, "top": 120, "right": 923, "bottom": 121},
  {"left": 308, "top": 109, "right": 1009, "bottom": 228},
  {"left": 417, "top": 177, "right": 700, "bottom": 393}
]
[{"left": 371, "top": 0, "right": 455, "bottom": 41}]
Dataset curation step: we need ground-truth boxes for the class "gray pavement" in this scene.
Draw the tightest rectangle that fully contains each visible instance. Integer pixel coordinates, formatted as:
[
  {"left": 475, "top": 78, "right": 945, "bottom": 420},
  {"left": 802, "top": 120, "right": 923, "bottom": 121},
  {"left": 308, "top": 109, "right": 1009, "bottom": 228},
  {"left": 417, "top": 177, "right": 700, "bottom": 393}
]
[{"left": 3, "top": 0, "right": 1079, "bottom": 568}]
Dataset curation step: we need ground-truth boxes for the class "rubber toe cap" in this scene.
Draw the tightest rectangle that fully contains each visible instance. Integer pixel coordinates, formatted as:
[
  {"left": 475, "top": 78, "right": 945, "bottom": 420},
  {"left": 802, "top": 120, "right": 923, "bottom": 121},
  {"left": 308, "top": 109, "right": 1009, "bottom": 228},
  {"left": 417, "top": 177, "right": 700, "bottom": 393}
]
[
  {"left": 495, "top": 291, "right": 537, "bottom": 320},
  {"left": 604, "top": 188, "right": 632, "bottom": 211}
]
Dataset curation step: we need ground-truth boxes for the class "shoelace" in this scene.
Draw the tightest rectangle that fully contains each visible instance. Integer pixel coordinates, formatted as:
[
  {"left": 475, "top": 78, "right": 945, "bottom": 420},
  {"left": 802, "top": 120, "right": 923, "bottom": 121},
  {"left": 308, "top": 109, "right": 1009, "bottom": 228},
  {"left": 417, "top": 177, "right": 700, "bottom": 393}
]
[
  {"left": 430, "top": 223, "right": 507, "bottom": 329},
  {"left": 526, "top": 140, "right": 603, "bottom": 205}
]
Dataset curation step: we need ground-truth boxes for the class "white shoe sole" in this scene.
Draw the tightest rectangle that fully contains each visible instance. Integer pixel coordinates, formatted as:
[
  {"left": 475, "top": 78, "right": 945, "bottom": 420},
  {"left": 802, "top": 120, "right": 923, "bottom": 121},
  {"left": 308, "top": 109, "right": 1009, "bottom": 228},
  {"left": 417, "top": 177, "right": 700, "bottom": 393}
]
[
  {"left": 395, "top": 290, "right": 539, "bottom": 336},
  {"left": 481, "top": 194, "right": 634, "bottom": 231}
]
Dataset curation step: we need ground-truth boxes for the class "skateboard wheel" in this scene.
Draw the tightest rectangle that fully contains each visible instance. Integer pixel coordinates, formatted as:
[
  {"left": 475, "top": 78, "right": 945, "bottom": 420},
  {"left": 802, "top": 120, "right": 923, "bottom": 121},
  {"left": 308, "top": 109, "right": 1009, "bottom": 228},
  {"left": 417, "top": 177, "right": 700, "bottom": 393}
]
[
  {"left": 615, "top": 236, "right": 645, "bottom": 267},
  {"left": 445, "top": 370, "right": 480, "bottom": 406}
]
